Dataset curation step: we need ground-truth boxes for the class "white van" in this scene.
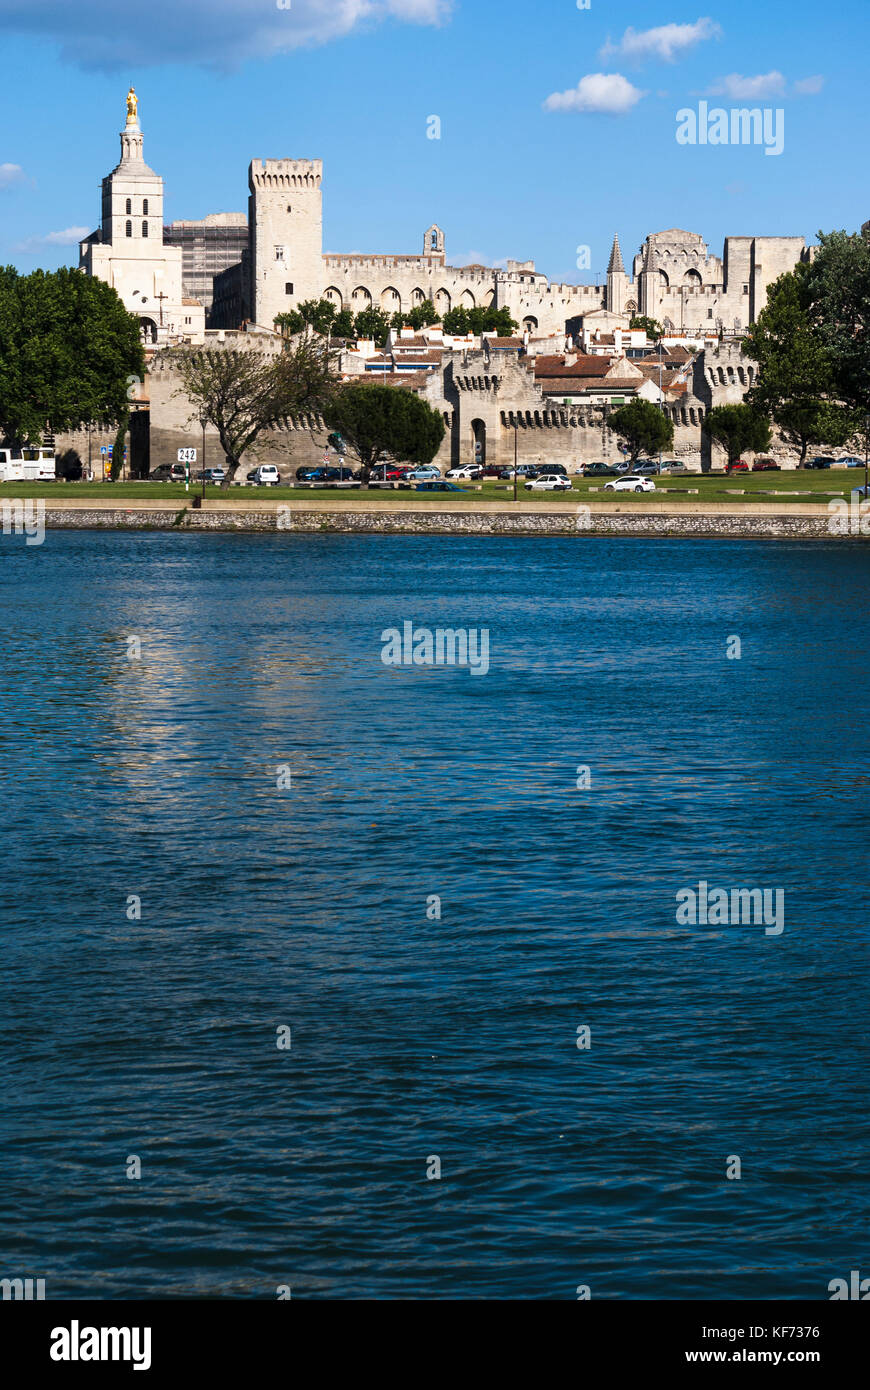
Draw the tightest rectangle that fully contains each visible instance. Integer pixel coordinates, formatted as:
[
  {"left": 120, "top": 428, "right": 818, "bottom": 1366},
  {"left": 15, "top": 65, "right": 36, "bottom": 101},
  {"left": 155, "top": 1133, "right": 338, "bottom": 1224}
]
[
  {"left": 0, "top": 448, "right": 56, "bottom": 482},
  {"left": 247, "top": 464, "right": 280, "bottom": 487}
]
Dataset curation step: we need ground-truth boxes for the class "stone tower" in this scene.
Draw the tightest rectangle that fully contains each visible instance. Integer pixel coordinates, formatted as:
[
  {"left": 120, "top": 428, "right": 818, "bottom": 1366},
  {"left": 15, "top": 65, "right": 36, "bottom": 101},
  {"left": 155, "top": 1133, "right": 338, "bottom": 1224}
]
[
  {"left": 79, "top": 89, "right": 202, "bottom": 345},
  {"left": 248, "top": 158, "right": 324, "bottom": 329},
  {"left": 638, "top": 239, "right": 660, "bottom": 318},
  {"left": 605, "top": 233, "right": 629, "bottom": 316},
  {"left": 423, "top": 224, "right": 446, "bottom": 262}
]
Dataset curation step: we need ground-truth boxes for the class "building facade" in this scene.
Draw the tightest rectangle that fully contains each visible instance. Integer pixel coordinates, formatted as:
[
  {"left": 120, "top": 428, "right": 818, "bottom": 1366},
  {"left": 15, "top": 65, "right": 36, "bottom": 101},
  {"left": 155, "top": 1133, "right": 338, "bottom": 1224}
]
[{"left": 79, "top": 90, "right": 205, "bottom": 346}]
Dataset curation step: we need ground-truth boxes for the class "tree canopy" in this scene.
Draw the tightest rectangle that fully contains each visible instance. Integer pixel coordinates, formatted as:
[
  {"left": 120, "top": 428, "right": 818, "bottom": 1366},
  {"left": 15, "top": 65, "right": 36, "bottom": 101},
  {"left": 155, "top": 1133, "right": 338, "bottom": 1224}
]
[
  {"left": 324, "top": 383, "right": 445, "bottom": 471},
  {"left": 702, "top": 403, "right": 772, "bottom": 466},
  {"left": 628, "top": 315, "right": 663, "bottom": 342},
  {"left": 0, "top": 266, "right": 144, "bottom": 446},
  {"left": 170, "top": 336, "right": 338, "bottom": 486},
  {"left": 799, "top": 229, "right": 870, "bottom": 412},
  {"left": 607, "top": 398, "right": 674, "bottom": 462},
  {"left": 743, "top": 271, "right": 858, "bottom": 463},
  {"left": 441, "top": 305, "right": 518, "bottom": 337}
]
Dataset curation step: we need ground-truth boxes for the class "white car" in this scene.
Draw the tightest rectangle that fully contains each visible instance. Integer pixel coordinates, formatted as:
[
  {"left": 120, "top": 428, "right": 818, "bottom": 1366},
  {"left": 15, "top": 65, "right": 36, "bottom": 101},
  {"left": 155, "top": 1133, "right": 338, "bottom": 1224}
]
[
  {"left": 446, "top": 465, "right": 482, "bottom": 479},
  {"left": 604, "top": 474, "right": 656, "bottom": 493},
  {"left": 248, "top": 464, "right": 280, "bottom": 486},
  {"left": 525, "top": 474, "right": 573, "bottom": 492}
]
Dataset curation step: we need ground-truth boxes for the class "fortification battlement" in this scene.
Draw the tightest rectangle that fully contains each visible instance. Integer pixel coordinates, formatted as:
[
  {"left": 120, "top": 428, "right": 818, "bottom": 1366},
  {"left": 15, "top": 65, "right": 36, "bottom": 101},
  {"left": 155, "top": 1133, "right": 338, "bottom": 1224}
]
[{"left": 249, "top": 159, "right": 323, "bottom": 189}]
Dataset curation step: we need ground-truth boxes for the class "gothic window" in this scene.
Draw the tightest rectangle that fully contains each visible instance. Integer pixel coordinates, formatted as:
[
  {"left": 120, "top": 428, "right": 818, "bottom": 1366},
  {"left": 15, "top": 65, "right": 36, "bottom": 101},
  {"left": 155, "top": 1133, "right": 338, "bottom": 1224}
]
[
  {"left": 275, "top": 246, "right": 285, "bottom": 262},
  {"left": 143, "top": 199, "right": 149, "bottom": 215},
  {"left": 126, "top": 198, "right": 131, "bottom": 214},
  {"left": 126, "top": 220, "right": 132, "bottom": 238},
  {"left": 142, "top": 222, "right": 148, "bottom": 237}
]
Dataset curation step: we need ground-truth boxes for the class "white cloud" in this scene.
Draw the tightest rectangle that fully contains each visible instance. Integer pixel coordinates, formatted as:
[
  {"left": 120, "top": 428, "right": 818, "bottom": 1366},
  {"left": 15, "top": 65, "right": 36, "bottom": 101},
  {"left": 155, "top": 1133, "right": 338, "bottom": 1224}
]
[
  {"left": 0, "top": 162, "right": 26, "bottom": 188},
  {"left": 12, "top": 226, "right": 90, "bottom": 253},
  {"left": 793, "top": 75, "right": 824, "bottom": 95},
  {"left": 544, "top": 73, "right": 644, "bottom": 115},
  {"left": 601, "top": 18, "right": 721, "bottom": 64},
  {"left": 706, "top": 72, "right": 786, "bottom": 99},
  {"left": 0, "top": 0, "right": 452, "bottom": 68}
]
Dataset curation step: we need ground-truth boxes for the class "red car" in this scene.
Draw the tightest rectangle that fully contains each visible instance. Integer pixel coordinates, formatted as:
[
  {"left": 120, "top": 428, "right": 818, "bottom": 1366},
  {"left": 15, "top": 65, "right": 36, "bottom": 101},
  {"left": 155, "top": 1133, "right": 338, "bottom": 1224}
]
[
  {"left": 386, "top": 465, "right": 411, "bottom": 480},
  {"left": 752, "top": 458, "right": 781, "bottom": 471},
  {"left": 725, "top": 460, "right": 749, "bottom": 473}
]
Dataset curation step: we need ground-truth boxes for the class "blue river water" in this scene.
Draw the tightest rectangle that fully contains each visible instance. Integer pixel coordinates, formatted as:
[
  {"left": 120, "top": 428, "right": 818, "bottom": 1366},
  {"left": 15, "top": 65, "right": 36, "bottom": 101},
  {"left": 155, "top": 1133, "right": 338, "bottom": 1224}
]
[{"left": 0, "top": 529, "right": 868, "bottom": 1300}]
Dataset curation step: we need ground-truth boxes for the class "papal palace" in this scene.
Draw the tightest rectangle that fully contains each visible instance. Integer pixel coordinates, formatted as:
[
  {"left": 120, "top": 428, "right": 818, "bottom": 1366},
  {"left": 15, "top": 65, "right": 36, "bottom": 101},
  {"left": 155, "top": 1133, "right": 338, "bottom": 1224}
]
[{"left": 70, "top": 92, "right": 823, "bottom": 473}]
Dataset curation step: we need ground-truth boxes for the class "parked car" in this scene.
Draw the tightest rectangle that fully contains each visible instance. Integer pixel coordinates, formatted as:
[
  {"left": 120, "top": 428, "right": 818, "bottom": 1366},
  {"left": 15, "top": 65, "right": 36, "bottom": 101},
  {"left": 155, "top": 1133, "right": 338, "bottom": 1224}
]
[
  {"left": 500, "top": 464, "right": 539, "bottom": 480},
  {"left": 446, "top": 465, "right": 483, "bottom": 479},
  {"left": 247, "top": 464, "right": 280, "bottom": 486},
  {"left": 804, "top": 456, "right": 835, "bottom": 469},
  {"left": 751, "top": 458, "right": 780, "bottom": 471},
  {"left": 537, "top": 463, "right": 568, "bottom": 477},
  {"left": 525, "top": 474, "right": 573, "bottom": 492},
  {"left": 662, "top": 460, "right": 686, "bottom": 473},
  {"left": 367, "top": 464, "right": 402, "bottom": 485},
  {"left": 613, "top": 461, "right": 631, "bottom": 473},
  {"left": 582, "top": 462, "right": 617, "bottom": 477},
  {"left": 725, "top": 460, "right": 749, "bottom": 474},
  {"left": 603, "top": 475, "right": 656, "bottom": 493},
  {"left": 415, "top": 480, "right": 469, "bottom": 493},
  {"left": 634, "top": 462, "right": 661, "bottom": 477},
  {"left": 839, "top": 456, "right": 865, "bottom": 467},
  {"left": 149, "top": 463, "right": 187, "bottom": 482},
  {"left": 406, "top": 466, "right": 441, "bottom": 481},
  {"left": 195, "top": 466, "right": 227, "bottom": 485},
  {"left": 296, "top": 465, "right": 322, "bottom": 480}
]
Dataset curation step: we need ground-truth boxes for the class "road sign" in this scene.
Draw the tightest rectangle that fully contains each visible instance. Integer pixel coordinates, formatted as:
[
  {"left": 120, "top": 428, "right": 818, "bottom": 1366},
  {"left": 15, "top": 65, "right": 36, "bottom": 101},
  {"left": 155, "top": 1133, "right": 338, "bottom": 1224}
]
[
  {"left": 178, "top": 448, "right": 197, "bottom": 464},
  {"left": 100, "top": 446, "right": 107, "bottom": 455}
]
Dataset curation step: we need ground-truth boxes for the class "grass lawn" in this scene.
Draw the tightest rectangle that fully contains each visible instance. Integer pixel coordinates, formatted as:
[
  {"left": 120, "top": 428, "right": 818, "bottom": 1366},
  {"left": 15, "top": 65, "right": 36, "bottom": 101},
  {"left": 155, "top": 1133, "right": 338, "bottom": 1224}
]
[{"left": 0, "top": 470, "right": 862, "bottom": 506}]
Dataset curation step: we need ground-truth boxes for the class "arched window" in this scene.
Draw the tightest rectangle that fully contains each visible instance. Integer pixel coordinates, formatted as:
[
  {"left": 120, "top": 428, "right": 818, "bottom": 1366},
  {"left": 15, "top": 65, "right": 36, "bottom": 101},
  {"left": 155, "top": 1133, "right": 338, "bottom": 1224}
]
[
  {"left": 142, "top": 221, "right": 148, "bottom": 237},
  {"left": 126, "top": 220, "right": 132, "bottom": 238},
  {"left": 126, "top": 198, "right": 131, "bottom": 215},
  {"left": 143, "top": 199, "right": 149, "bottom": 215}
]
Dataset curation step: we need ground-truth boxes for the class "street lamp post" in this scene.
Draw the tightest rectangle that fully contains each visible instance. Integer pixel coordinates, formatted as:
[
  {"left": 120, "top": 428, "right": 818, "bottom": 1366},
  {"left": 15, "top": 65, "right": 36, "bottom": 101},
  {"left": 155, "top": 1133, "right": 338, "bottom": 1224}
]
[
  {"left": 513, "top": 417, "right": 518, "bottom": 502},
  {"left": 864, "top": 413, "right": 869, "bottom": 501},
  {"left": 200, "top": 412, "right": 207, "bottom": 502}
]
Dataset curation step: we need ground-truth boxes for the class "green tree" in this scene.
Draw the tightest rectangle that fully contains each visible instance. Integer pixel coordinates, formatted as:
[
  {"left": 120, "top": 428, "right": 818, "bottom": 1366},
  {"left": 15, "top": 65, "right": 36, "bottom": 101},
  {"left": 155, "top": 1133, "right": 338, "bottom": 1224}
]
[
  {"left": 702, "top": 403, "right": 772, "bottom": 468},
  {"left": 273, "top": 310, "right": 305, "bottom": 338},
  {"left": 442, "top": 306, "right": 470, "bottom": 336},
  {"left": 170, "top": 337, "right": 337, "bottom": 487},
  {"left": 331, "top": 308, "right": 355, "bottom": 339},
  {"left": 324, "top": 383, "right": 445, "bottom": 471},
  {"left": 608, "top": 398, "right": 674, "bottom": 463},
  {"left": 744, "top": 272, "right": 858, "bottom": 463},
  {"left": 629, "top": 315, "right": 663, "bottom": 341},
  {"left": 0, "top": 266, "right": 143, "bottom": 447},
  {"left": 407, "top": 299, "right": 441, "bottom": 329},
  {"left": 799, "top": 229, "right": 870, "bottom": 412},
  {"left": 442, "top": 305, "right": 518, "bottom": 337},
  {"left": 297, "top": 298, "right": 338, "bottom": 336},
  {"left": 353, "top": 307, "right": 392, "bottom": 348}
]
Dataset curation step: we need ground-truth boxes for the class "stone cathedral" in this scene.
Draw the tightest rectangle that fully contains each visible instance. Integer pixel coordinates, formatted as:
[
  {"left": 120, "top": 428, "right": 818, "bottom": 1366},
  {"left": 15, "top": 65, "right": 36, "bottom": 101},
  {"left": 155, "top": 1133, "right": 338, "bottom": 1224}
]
[{"left": 80, "top": 92, "right": 810, "bottom": 347}]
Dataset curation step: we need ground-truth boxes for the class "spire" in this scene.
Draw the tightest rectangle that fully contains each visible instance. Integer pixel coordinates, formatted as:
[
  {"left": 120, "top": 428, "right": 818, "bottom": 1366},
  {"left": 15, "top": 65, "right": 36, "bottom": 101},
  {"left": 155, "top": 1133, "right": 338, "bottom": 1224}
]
[
  {"left": 607, "top": 233, "right": 625, "bottom": 275},
  {"left": 641, "top": 239, "right": 659, "bottom": 274}
]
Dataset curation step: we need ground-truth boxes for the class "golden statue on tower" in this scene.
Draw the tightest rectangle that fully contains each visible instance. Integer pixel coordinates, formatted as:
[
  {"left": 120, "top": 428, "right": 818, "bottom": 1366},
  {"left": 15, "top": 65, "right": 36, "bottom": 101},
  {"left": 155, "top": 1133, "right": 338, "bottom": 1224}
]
[{"left": 126, "top": 87, "right": 138, "bottom": 126}]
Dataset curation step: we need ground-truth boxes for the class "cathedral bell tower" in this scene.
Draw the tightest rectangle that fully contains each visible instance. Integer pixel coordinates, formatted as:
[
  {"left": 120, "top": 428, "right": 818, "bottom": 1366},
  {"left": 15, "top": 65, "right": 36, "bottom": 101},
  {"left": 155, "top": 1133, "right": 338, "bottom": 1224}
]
[{"left": 80, "top": 90, "right": 203, "bottom": 347}]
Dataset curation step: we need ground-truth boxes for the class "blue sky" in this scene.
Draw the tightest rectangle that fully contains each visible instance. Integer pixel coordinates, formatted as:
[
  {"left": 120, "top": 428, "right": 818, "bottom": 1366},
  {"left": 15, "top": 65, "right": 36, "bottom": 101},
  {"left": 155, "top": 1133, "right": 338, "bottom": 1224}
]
[{"left": 0, "top": 0, "right": 867, "bottom": 285}]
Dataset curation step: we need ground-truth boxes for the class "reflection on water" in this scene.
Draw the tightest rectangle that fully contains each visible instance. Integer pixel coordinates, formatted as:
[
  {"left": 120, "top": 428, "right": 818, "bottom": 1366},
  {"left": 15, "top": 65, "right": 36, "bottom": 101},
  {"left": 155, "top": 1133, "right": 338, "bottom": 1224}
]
[{"left": 0, "top": 531, "right": 868, "bottom": 1299}]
